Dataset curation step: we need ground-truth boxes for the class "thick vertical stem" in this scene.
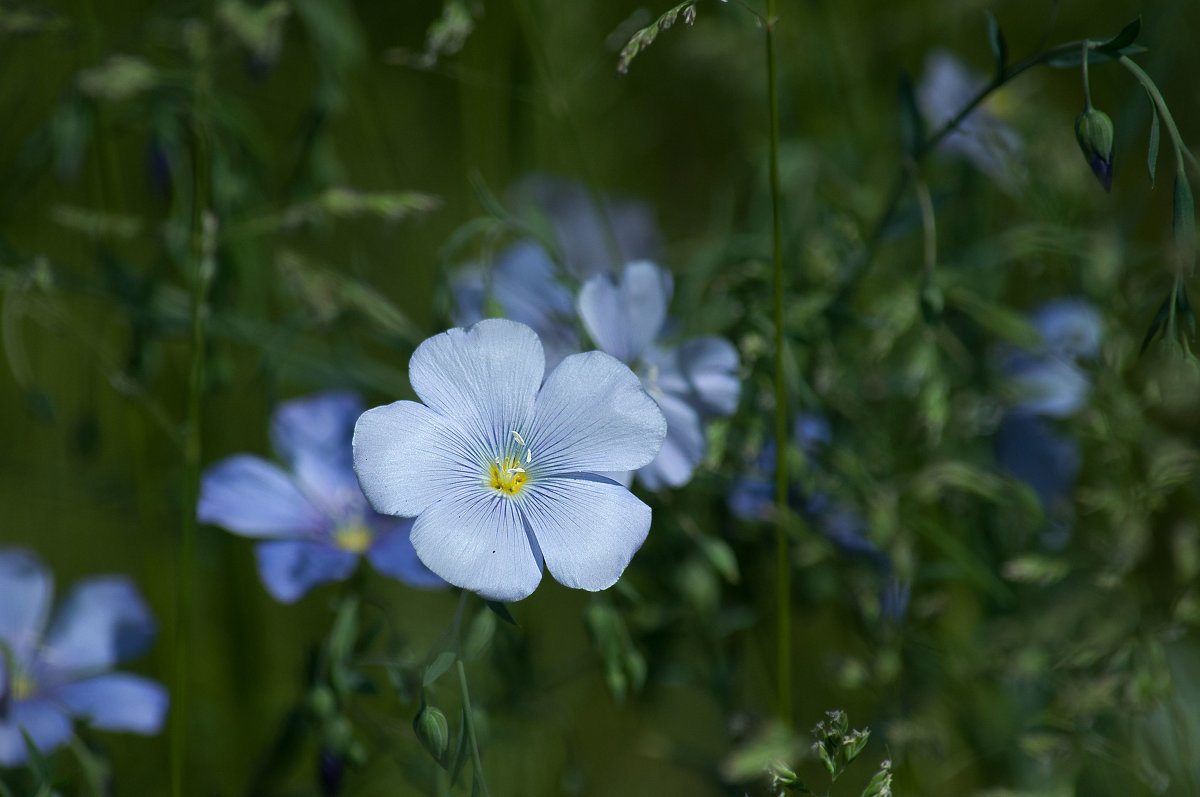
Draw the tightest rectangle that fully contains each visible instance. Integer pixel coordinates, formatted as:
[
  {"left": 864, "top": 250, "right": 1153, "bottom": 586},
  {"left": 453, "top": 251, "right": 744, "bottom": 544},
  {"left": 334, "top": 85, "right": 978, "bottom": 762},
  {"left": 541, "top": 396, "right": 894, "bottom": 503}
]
[
  {"left": 765, "top": 1, "right": 791, "bottom": 726},
  {"left": 172, "top": 43, "right": 213, "bottom": 797}
]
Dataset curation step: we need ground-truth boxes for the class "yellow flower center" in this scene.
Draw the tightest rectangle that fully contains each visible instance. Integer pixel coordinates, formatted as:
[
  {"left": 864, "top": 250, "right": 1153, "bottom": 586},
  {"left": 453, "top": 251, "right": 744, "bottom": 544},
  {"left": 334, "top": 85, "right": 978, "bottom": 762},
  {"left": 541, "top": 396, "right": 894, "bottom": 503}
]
[
  {"left": 334, "top": 522, "right": 372, "bottom": 554},
  {"left": 489, "top": 457, "right": 528, "bottom": 495},
  {"left": 11, "top": 670, "right": 35, "bottom": 701}
]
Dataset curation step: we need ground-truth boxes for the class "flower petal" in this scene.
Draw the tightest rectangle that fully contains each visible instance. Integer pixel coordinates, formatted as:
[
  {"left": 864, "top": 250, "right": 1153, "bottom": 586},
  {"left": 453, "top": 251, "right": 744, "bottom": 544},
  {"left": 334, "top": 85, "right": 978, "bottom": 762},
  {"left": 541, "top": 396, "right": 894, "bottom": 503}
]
[
  {"left": 408, "top": 491, "right": 543, "bottom": 603},
  {"left": 49, "top": 673, "right": 168, "bottom": 734},
  {"left": 408, "top": 319, "right": 543, "bottom": 449},
  {"left": 532, "top": 351, "right": 666, "bottom": 473},
  {"left": 0, "top": 699, "right": 72, "bottom": 767},
  {"left": 354, "top": 400, "right": 481, "bottom": 517},
  {"left": 253, "top": 541, "right": 359, "bottom": 604},
  {"left": 577, "top": 262, "right": 671, "bottom": 363},
  {"left": 677, "top": 336, "right": 741, "bottom": 416},
  {"left": 366, "top": 520, "right": 447, "bottom": 589},
  {"left": 0, "top": 549, "right": 52, "bottom": 661},
  {"left": 636, "top": 391, "right": 704, "bottom": 490},
  {"left": 521, "top": 475, "right": 651, "bottom": 592},
  {"left": 41, "top": 577, "right": 155, "bottom": 677},
  {"left": 270, "top": 392, "right": 364, "bottom": 512},
  {"left": 270, "top": 391, "right": 363, "bottom": 468},
  {"left": 197, "top": 455, "right": 327, "bottom": 539}
]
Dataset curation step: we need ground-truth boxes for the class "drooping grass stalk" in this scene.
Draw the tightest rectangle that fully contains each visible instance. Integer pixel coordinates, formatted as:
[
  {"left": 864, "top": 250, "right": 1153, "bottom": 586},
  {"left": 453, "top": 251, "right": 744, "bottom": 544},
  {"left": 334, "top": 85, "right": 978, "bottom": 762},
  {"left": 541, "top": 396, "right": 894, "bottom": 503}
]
[
  {"left": 764, "top": 0, "right": 791, "bottom": 727},
  {"left": 455, "top": 658, "right": 492, "bottom": 797},
  {"left": 171, "top": 42, "right": 214, "bottom": 797}
]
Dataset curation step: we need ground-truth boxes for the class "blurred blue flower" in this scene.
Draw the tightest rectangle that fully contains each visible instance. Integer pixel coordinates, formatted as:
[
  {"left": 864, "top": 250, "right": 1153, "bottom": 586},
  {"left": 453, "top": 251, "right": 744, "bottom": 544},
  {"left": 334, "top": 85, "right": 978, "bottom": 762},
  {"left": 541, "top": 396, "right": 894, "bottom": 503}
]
[
  {"left": 578, "top": 261, "right": 741, "bottom": 489},
  {"left": 450, "top": 241, "right": 581, "bottom": 371},
  {"left": 511, "top": 174, "right": 660, "bottom": 280},
  {"left": 726, "top": 416, "right": 908, "bottom": 620},
  {"left": 917, "top": 50, "right": 1022, "bottom": 185},
  {"left": 198, "top": 391, "right": 445, "bottom": 603},
  {"left": 353, "top": 319, "right": 667, "bottom": 602},
  {"left": 996, "top": 299, "right": 1102, "bottom": 545},
  {"left": 0, "top": 549, "right": 168, "bottom": 768}
]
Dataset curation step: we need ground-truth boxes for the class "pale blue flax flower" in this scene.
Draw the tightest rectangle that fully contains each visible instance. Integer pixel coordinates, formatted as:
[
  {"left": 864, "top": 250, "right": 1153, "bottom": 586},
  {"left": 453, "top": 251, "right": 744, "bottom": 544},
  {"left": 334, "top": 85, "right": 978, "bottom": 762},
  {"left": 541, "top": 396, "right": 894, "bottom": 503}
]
[
  {"left": 0, "top": 549, "right": 168, "bottom": 768},
  {"left": 352, "top": 319, "right": 667, "bottom": 602},
  {"left": 198, "top": 391, "right": 444, "bottom": 603},
  {"left": 578, "top": 261, "right": 740, "bottom": 489}
]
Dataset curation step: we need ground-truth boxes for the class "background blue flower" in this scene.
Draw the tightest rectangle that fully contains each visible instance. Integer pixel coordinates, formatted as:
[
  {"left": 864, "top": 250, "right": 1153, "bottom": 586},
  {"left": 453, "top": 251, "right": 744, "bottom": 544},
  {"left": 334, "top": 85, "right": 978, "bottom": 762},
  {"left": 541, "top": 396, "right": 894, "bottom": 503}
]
[
  {"left": 577, "top": 261, "right": 740, "bottom": 489},
  {"left": 0, "top": 548, "right": 167, "bottom": 768},
  {"left": 198, "top": 391, "right": 444, "bottom": 603},
  {"left": 450, "top": 241, "right": 581, "bottom": 371},
  {"left": 354, "top": 319, "right": 667, "bottom": 602},
  {"left": 996, "top": 299, "right": 1102, "bottom": 545}
]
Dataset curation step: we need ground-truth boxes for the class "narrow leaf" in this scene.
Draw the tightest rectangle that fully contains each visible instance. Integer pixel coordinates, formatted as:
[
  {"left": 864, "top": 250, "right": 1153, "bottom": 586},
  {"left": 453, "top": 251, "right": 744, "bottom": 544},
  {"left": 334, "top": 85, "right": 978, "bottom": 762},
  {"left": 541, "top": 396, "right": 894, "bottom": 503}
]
[
  {"left": 986, "top": 12, "right": 1007, "bottom": 79},
  {"left": 1140, "top": 293, "right": 1172, "bottom": 354},
  {"left": 423, "top": 650, "right": 457, "bottom": 688},
  {"left": 449, "top": 708, "right": 469, "bottom": 786},
  {"left": 1046, "top": 44, "right": 1146, "bottom": 69},
  {"left": 1147, "top": 94, "right": 1161, "bottom": 188},
  {"left": 1098, "top": 17, "right": 1141, "bottom": 53}
]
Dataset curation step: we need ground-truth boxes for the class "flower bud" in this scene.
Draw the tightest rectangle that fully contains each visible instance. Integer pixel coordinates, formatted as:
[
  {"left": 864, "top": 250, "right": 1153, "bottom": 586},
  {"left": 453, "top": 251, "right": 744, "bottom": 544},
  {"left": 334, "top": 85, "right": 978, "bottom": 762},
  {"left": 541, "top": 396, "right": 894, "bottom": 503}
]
[
  {"left": 413, "top": 705, "right": 450, "bottom": 767},
  {"left": 1075, "top": 108, "right": 1115, "bottom": 192}
]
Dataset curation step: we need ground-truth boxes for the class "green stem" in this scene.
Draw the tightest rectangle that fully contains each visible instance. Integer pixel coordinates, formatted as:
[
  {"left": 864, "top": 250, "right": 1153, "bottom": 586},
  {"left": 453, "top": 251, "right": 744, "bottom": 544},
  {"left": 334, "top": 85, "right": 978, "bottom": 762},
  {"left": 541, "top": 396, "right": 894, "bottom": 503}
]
[
  {"left": 1118, "top": 55, "right": 1189, "bottom": 167},
  {"left": 764, "top": 0, "right": 791, "bottom": 727},
  {"left": 455, "top": 658, "right": 492, "bottom": 797},
  {"left": 1080, "top": 40, "right": 1093, "bottom": 109},
  {"left": 171, "top": 42, "right": 214, "bottom": 797}
]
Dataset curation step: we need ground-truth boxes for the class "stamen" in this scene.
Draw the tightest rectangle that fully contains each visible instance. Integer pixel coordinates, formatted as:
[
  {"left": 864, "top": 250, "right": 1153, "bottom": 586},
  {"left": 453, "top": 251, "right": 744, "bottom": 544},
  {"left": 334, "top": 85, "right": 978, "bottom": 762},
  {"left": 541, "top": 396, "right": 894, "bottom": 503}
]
[{"left": 510, "top": 430, "right": 527, "bottom": 447}]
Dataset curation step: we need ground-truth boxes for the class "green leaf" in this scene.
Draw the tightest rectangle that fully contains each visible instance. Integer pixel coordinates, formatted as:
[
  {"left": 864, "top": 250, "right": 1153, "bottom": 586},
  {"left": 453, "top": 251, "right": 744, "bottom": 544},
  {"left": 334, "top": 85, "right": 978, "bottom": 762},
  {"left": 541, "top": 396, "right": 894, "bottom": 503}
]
[
  {"left": 860, "top": 759, "right": 894, "bottom": 797},
  {"left": 1179, "top": 286, "right": 1197, "bottom": 339},
  {"left": 463, "top": 607, "right": 496, "bottom": 661},
  {"left": 484, "top": 600, "right": 518, "bottom": 626},
  {"left": 699, "top": 536, "right": 740, "bottom": 584},
  {"left": 1174, "top": 172, "right": 1196, "bottom": 275},
  {"left": 1098, "top": 17, "right": 1141, "bottom": 53},
  {"left": 944, "top": 286, "right": 1042, "bottom": 349},
  {"left": 897, "top": 72, "right": 924, "bottom": 158},
  {"left": 423, "top": 650, "right": 457, "bottom": 688},
  {"left": 1147, "top": 94, "right": 1161, "bottom": 188},
  {"left": 20, "top": 728, "right": 53, "bottom": 785},
  {"left": 986, "top": 12, "right": 1007, "bottom": 79}
]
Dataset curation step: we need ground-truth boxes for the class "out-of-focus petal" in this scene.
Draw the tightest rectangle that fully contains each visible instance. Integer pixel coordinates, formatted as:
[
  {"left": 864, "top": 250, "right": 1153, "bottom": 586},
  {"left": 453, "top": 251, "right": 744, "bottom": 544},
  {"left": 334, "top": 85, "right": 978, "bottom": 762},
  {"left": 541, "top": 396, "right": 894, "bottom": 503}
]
[
  {"left": 577, "top": 262, "right": 672, "bottom": 364},
  {"left": 253, "top": 540, "right": 360, "bottom": 604},
  {"left": 1029, "top": 299, "right": 1102, "bottom": 360},
  {"left": 0, "top": 549, "right": 53, "bottom": 661},
  {"left": 408, "top": 319, "right": 542, "bottom": 449},
  {"left": 0, "top": 699, "right": 72, "bottom": 767},
  {"left": 995, "top": 411, "right": 1081, "bottom": 517},
  {"left": 677, "top": 336, "right": 741, "bottom": 416},
  {"left": 270, "top": 391, "right": 363, "bottom": 467},
  {"left": 197, "top": 455, "right": 327, "bottom": 539},
  {"left": 353, "top": 400, "right": 480, "bottom": 518},
  {"left": 532, "top": 351, "right": 666, "bottom": 474},
  {"left": 409, "top": 489, "right": 543, "bottom": 602},
  {"left": 40, "top": 577, "right": 155, "bottom": 678},
  {"left": 49, "top": 673, "right": 168, "bottom": 734},
  {"left": 636, "top": 391, "right": 705, "bottom": 491},
  {"left": 510, "top": 174, "right": 659, "bottom": 280},
  {"left": 1006, "top": 356, "right": 1090, "bottom": 418},
  {"left": 366, "top": 520, "right": 447, "bottom": 589},
  {"left": 522, "top": 474, "right": 651, "bottom": 592}
]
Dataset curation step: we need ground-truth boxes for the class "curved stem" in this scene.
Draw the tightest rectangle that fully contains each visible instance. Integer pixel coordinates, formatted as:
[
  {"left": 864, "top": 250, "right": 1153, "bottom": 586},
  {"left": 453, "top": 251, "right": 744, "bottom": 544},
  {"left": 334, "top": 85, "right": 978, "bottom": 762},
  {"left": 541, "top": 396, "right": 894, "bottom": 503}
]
[
  {"left": 1081, "top": 40, "right": 1093, "bottom": 109},
  {"left": 764, "top": 0, "right": 791, "bottom": 727},
  {"left": 455, "top": 659, "right": 492, "bottom": 797}
]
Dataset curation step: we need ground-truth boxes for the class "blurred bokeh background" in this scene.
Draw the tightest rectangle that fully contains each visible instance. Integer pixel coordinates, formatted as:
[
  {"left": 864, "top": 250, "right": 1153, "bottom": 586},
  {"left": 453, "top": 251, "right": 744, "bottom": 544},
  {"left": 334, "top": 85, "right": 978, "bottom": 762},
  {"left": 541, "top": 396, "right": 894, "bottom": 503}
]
[{"left": 3, "top": 0, "right": 1200, "bottom": 794}]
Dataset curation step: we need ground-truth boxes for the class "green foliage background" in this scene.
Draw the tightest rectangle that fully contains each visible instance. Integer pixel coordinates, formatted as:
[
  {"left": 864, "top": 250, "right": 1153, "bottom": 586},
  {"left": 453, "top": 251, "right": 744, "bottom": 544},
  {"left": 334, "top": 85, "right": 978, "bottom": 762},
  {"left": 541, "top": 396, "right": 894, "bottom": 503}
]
[{"left": 2, "top": 0, "right": 1200, "bottom": 794}]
